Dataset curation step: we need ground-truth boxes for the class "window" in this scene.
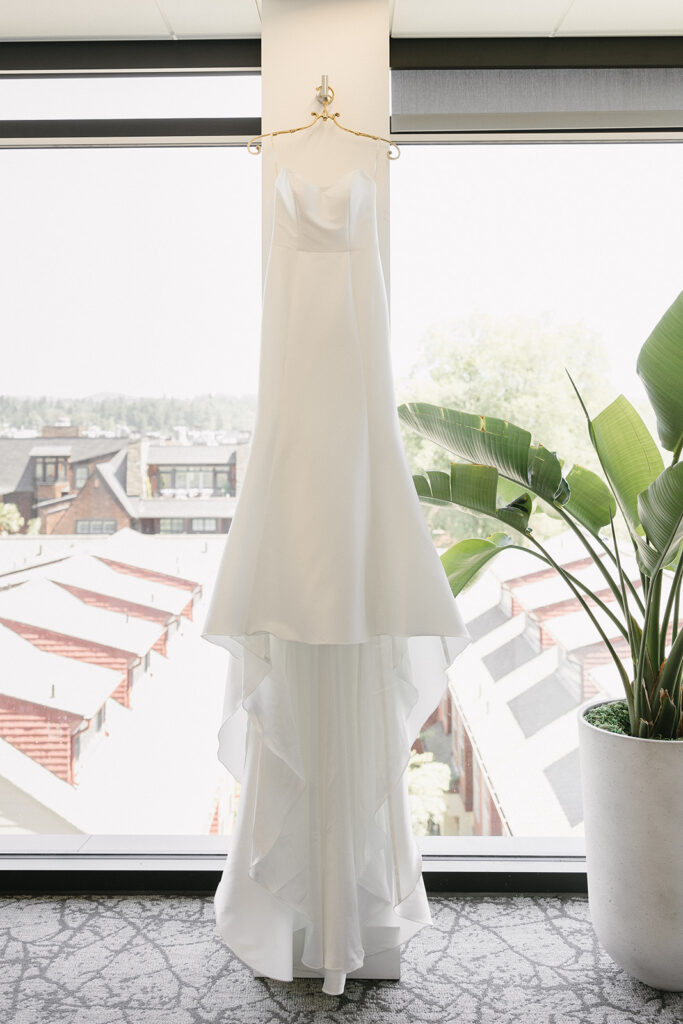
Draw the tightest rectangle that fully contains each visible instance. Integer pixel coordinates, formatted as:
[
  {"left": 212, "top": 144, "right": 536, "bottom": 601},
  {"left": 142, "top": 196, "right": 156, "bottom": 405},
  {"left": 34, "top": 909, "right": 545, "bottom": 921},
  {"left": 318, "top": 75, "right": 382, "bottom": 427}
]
[
  {"left": 159, "top": 518, "right": 185, "bottom": 533},
  {"left": 2, "top": 42, "right": 680, "bottom": 858},
  {"left": 191, "top": 518, "right": 218, "bottom": 533},
  {"left": 2, "top": 71, "right": 260, "bottom": 122},
  {"left": 75, "top": 519, "right": 117, "bottom": 534},
  {"left": 34, "top": 456, "right": 68, "bottom": 483},
  {"left": 73, "top": 464, "right": 89, "bottom": 488},
  {"left": 391, "top": 141, "right": 683, "bottom": 838},
  {"left": 0, "top": 128, "right": 259, "bottom": 838},
  {"left": 158, "top": 465, "right": 234, "bottom": 495}
]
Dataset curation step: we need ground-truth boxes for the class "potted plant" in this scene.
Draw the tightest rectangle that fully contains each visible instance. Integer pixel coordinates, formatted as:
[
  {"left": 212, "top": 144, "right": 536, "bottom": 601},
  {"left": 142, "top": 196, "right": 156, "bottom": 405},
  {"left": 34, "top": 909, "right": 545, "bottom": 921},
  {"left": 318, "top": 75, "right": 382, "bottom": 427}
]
[{"left": 398, "top": 292, "right": 683, "bottom": 991}]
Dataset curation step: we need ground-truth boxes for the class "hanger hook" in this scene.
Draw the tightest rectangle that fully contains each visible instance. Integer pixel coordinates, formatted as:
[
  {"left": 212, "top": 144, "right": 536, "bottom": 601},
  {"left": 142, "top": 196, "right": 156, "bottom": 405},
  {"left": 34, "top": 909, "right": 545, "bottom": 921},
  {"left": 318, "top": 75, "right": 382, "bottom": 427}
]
[{"left": 315, "top": 83, "right": 335, "bottom": 120}]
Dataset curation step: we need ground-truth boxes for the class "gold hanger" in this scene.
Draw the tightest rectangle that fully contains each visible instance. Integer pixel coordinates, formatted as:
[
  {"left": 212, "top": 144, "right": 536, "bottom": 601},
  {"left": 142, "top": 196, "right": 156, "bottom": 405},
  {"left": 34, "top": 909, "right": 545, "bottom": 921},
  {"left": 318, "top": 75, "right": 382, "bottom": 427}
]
[{"left": 247, "top": 78, "right": 400, "bottom": 160}]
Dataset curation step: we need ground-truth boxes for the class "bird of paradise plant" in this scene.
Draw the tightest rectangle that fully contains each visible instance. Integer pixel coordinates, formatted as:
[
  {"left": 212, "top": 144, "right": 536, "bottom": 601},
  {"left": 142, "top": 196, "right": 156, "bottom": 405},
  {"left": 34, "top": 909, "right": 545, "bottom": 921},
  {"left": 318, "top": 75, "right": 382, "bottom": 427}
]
[{"left": 399, "top": 293, "right": 683, "bottom": 740}]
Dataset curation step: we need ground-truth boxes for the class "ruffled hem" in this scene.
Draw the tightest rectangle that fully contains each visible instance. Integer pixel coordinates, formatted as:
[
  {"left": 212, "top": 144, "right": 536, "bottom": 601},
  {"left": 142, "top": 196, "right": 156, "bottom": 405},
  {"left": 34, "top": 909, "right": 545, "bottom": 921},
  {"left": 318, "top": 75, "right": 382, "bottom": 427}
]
[{"left": 201, "top": 627, "right": 469, "bottom": 992}]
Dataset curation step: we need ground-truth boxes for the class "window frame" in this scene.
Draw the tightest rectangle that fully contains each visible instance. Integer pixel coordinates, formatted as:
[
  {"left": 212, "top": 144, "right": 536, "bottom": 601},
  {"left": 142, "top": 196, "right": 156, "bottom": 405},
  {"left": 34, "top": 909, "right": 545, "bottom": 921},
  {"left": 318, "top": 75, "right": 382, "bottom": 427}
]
[
  {"left": 2, "top": 35, "right": 678, "bottom": 885},
  {"left": 74, "top": 518, "right": 117, "bottom": 534}
]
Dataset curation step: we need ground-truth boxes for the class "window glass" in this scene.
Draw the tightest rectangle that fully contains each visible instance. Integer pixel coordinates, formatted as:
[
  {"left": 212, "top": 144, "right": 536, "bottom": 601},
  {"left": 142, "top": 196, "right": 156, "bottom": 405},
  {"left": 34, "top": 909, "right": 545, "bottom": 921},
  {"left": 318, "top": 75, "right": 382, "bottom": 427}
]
[
  {"left": 392, "top": 142, "right": 683, "bottom": 838},
  {"left": 159, "top": 518, "right": 185, "bottom": 533},
  {"left": 192, "top": 518, "right": 218, "bottom": 532},
  {"left": 2, "top": 123, "right": 680, "bottom": 843},
  {"left": 0, "top": 136, "right": 260, "bottom": 837},
  {"left": 1, "top": 72, "right": 260, "bottom": 121}
]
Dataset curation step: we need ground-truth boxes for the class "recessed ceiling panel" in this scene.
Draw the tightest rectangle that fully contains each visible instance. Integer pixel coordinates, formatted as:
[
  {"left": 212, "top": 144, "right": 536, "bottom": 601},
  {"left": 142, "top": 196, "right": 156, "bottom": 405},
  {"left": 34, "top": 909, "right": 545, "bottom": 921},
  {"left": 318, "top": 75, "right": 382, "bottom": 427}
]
[
  {"left": 558, "top": 0, "right": 683, "bottom": 36},
  {"left": 0, "top": 0, "right": 169, "bottom": 40},
  {"left": 391, "top": 0, "right": 573, "bottom": 38},
  {"left": 159, "top": 0, "right": 260, "bottom": 39}
]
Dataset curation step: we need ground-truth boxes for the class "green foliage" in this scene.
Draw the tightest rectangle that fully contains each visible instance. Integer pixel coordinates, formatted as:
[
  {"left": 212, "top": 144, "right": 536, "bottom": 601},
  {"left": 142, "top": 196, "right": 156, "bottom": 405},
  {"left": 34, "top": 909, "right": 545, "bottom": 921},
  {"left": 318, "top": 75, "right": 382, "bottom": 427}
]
[
  {"left": 413, "top": 464, "right": 532, "bottom": 533},
  {"left": 637, "top": 291, "right": 683, "bottom": 456},
  {"left": 396, "top": 314, "right": 614, "bottom": 544},
  {"left": 407, "top": 750, "right": 451, "bottom": 836},
  {"left": 0, "top": 503, "right": 24, "bottom": 535},
  {"left": 584, "top": 701, "right": 632, "bottom": 736},
  {"left": 440, "top": 533, "right": 517, "bottom": 594},
  {"left": 400, "top": 296, "right": 683, "bottom": 741}
]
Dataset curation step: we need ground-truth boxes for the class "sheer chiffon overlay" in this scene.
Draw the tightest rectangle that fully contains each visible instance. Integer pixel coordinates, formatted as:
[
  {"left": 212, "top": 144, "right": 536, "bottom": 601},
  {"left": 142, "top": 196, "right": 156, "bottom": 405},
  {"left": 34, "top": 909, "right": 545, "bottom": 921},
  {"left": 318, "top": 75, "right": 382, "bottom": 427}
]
[{"left": 201, "top": 134, "right": 470, "bottom": 995}]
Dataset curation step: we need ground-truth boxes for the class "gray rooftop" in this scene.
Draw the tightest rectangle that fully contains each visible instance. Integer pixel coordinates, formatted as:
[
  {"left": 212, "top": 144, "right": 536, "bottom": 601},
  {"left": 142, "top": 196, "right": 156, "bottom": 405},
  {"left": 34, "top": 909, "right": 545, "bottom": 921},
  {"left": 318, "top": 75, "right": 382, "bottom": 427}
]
[
  {"left": 96, "top": 449, "right": 137, "bottom": 519},
  {"left": 147, "top": 445, "right": 240, "bottom": 465},
  {"left": 508, "top": 673, "right": 581, "bottom": 738},
  {"left": 130, "top": 497, "right": 237, "bottom": 518},
  {"left": 28, "top": 445, "right": 73, "bottom": 457},
  {"left": 0, "top": 438, "right": 126, "bottom": 495}
]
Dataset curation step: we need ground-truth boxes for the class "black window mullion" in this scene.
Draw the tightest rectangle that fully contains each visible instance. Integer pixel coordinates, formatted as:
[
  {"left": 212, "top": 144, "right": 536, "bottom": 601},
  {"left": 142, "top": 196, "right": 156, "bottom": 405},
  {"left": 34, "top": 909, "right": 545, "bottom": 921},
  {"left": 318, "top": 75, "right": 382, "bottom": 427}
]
[
  {"left": 0, "top": 117, "right": 261, "bottom": 140},
  {"left": 0, "top": 39, "right": 261, "bottom": 73},
  {"left": 390, "top": 35, "right": 683, "bottom": 71}
]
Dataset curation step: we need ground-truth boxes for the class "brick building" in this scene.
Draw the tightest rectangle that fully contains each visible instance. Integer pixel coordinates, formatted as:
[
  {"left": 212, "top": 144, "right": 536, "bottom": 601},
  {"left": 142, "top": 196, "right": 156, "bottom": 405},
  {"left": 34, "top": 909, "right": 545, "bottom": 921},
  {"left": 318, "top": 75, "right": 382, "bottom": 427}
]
[{"left": 0, "top": 429, "right": 249, "bottom": 536}]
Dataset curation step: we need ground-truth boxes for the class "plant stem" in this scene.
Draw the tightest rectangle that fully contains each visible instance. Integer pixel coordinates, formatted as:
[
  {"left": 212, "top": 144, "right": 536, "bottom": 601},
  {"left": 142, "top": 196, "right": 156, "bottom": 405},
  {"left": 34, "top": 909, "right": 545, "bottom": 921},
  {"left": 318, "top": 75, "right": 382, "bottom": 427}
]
[
  {"left": 647, "top": 572, "right": 662, "bottom": 678},
  {"left": 661, "top": 551, "right": 683, "bottom": 654},
  {"left": 673, "top": 434, "right": 682, "bottom": 466},
  {"left": 501, "top": 527, "right": 627, "bottom": 639},
  {"left": 560, "top": 576, "right": 629, "bottom": 638},
  {"left": 634, "top": 547, "right": 670, "bottom": 722},
  {"left": 594, "top": 532, "right": 645, "bottom": 615},
  {"left": 609, "top": 514, "right": 637, "bottom": 726},
  {"left": 554, "top": 506, "right": 628, "bottom": 616},
  {"left": 527, "top": 534, "right": 631, "bottom": 698}
]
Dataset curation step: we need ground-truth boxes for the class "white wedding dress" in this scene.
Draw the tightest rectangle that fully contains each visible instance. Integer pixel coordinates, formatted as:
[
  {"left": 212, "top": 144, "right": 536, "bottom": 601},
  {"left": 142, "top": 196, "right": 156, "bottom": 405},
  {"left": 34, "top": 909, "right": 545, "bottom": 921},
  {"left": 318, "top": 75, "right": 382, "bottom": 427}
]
[{"left": 201, "top": 133, "right": 470, "bottom": 995}]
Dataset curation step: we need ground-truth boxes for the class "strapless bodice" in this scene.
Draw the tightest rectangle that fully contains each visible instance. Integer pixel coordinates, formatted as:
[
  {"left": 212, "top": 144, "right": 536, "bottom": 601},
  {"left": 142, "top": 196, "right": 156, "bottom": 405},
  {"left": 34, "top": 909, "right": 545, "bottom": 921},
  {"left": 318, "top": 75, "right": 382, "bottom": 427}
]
[{"left": 270, "top": 166, "right": 379, "bottom": 253}]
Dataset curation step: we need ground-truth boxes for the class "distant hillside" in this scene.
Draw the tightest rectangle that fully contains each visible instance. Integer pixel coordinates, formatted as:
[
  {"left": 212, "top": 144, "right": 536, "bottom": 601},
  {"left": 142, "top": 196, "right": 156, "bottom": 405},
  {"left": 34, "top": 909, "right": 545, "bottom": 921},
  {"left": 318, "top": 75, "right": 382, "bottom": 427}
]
[{"left": 0, "top": 393, "right": 257, "bottom": 436}]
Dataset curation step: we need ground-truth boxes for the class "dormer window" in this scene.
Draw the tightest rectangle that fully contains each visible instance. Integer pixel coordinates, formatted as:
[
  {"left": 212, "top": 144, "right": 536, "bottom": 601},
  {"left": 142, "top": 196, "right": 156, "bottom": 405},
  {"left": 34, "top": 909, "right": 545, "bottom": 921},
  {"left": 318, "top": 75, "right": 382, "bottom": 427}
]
[{"left": 34, "top": 455, "right": 68, "bottom": 484}]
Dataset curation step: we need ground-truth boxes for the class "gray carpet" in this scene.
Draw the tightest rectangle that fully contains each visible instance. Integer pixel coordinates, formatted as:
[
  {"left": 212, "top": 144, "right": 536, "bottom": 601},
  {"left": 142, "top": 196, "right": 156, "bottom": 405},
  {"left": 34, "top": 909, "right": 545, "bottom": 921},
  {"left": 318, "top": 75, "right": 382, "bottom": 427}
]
[{"left": 1, "top": 894, "right": 681, "bottom": 1023}]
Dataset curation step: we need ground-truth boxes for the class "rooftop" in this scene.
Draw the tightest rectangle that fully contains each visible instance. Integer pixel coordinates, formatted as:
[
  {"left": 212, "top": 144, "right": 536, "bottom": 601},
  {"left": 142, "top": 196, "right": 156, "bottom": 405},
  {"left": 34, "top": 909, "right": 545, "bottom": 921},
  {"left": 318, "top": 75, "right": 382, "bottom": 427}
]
[
  {"left": 0, "top": 577, "right": 164, "bottom": 656},
  {"left": 0, "top": 625, "right": 121, "bottom": 718},
  {"left": 147, "top": 444, "right": 242, "bottom": 465},
  {"left": 130, "top": 496, "right": 237, "bottom": 518},
  {"left": 42, "top": 553, "right": 190, "bottom": 616}
]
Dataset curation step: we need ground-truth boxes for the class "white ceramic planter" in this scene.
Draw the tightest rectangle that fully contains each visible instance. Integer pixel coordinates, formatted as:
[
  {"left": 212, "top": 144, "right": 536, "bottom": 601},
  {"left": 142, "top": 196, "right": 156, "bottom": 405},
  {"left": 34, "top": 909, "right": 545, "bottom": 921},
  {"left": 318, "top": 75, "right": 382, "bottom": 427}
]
[{"left": 578, "top": 698, "right": 683, "bottom": 991}]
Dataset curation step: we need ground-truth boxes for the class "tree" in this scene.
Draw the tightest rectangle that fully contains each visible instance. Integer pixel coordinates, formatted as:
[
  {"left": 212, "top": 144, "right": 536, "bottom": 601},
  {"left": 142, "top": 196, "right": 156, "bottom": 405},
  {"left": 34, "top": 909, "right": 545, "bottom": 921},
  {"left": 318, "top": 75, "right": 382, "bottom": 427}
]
[
  {"left": 396, "top": 313, "right": 614, "bottom": 545},
  {"left": 407, "top": 750, "right": 451, "bottom": 835},
  {"left": 0, "top": 502, "right": 25, "bottom": 535}
]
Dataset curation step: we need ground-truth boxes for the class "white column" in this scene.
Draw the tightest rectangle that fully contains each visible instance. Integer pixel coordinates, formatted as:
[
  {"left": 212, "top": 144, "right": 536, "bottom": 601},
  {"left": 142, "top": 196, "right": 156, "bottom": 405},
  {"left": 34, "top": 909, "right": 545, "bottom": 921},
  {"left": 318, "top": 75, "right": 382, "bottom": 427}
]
[{"left": 260, "top": 0, "right": 391, "bottom": 296}]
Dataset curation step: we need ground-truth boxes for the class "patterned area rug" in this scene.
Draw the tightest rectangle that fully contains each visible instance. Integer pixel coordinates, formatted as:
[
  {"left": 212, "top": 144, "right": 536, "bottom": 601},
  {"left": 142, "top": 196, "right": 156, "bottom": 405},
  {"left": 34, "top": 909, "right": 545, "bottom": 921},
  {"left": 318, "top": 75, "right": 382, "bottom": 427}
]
[{"left": 1, "top": 894, "right": 681, "bottom": 1023}]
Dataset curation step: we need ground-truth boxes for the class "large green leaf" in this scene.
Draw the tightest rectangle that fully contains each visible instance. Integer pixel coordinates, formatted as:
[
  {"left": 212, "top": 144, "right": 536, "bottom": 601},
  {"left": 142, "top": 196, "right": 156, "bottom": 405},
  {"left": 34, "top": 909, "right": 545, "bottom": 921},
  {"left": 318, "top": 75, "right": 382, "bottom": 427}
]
[
  {"left": 414, "top": 470, "right": 452, "bottom": 506},
  {"left": 637, "top": 462, "right": 683, "bottom": 564},
  {"left": 399, "top": 403, "right": 566, "bottom": 503},
  {"left": 564, "top": 464, "right": 617, "bottom": 537},
  {"left": 637, "top": 291, "right": 683, "bottom": 455},
  {"left": 440, "top": 532, "right": 515, "bottom": 597},
  {"left": 590, "top": 395, "right": 664, "bottom": 539},
  {"left": 413, "top": 463, "right": 532, "bottom": 535}
]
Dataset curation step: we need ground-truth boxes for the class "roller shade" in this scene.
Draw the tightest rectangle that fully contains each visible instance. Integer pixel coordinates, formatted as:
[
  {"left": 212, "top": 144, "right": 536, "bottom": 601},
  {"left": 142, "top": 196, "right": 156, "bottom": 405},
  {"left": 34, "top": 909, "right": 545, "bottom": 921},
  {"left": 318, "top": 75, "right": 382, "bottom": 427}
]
[{"left": 391, "top": 67, "right": 683, "bottom": 133}]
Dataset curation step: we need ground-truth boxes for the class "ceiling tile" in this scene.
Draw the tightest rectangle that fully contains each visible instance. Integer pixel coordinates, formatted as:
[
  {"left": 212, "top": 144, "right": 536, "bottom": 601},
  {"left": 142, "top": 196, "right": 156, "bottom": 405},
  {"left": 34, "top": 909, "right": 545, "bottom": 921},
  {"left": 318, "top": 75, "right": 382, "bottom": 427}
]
[
  {"left": 391, "top": 0, "right": 573, "bottom": 38},
  {"left": 558, "top": 0, "right": 683, "bottom": 36},
  {"left": 0, "top": 0, "right": 169, "bottom": 40},
  {"left": 159, "top": 0, "right": 260, "bottom": 39}
]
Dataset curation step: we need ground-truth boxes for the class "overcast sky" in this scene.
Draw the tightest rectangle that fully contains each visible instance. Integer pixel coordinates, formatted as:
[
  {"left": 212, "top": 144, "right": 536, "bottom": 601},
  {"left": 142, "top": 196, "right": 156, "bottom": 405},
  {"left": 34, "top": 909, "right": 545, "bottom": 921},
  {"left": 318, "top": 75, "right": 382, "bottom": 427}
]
[{"left": 1, "top": 74, "right": 682, "bottom": 408}]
